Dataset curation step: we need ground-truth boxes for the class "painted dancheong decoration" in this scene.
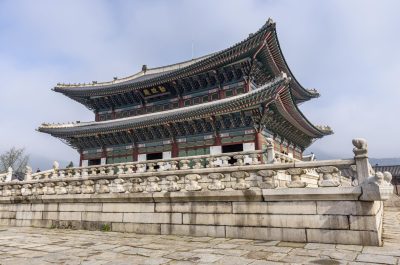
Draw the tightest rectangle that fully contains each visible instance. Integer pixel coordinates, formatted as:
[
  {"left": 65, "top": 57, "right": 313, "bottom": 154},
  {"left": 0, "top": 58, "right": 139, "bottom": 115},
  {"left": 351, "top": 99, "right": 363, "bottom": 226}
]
[{"left": 37, "top": 19, "right": 332, "bottom": 167}]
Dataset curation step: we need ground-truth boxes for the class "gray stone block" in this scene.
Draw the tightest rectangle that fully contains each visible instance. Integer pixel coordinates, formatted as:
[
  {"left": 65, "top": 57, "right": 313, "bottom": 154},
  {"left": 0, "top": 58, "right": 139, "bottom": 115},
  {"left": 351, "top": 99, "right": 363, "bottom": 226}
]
[
  {"left": 59, "top": 211, "right": 81, "bottom": 221},
  {"left": 161, "top": 224, "right": 226, "bottom": 237},
  {"left": 103, "top": 202, "right": 155, "bottom": 213},
  {"left": 226, "top": 226, "right": 307, "bottom": 242},
  {"left": 112, "top": 223, "right": 161, "bottom": 234},
  {"left": 16, "top": 211, "right": 42, "bottom": 220},
  {"left": 182, "top": 213, "right": 349, "bottom": 229},
  {"left": 156, "top": 202, "right": 232, "bottom": 213},
  {"left": 152, "top": 190, "right": 263, "bottom": 203},
  {"left": 42, "top": 211, "right": 59, "bottom": 220},
  {"left": 316, "top": 201, "right": 381, "bottom": 215},
  {"left": 59, "top": 203, "right": 102, "bottom": 212},
  {"left": 306, "top": 229, "right": 380, "bottom": 246},
  {"left": 31, "top": 203, "right": 58, "bottom": 212},
  {"left": 263, "top": 187, "right": 361, "bottom": 201},
  {"left": 123, "top": 212, "right": 182, "bottom": 224},
  {"left": 82, "top": 212, "right": 123, "bottom": 223},
  {"left": 0, "top": 211, "right": 16, "bottom": 219}
]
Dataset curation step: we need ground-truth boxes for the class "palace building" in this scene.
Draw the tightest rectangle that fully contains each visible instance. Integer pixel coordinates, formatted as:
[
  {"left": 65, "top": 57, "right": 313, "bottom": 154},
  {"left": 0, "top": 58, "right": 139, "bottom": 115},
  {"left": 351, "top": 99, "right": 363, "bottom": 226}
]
[{"left": 38, "top": 19, "right": 332, "bottom": 167}]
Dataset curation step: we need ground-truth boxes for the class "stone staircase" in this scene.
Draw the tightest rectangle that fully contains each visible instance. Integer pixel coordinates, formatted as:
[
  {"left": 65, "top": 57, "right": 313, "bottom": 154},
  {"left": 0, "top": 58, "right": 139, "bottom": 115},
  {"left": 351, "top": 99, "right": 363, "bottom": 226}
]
[{"left": 383, "top": 193, "right": 400, "bottom": 245}]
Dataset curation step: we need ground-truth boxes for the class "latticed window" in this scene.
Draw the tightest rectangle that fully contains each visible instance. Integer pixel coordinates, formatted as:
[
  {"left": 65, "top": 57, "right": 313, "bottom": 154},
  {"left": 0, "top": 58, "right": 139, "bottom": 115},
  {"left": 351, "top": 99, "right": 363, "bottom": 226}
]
[
  {"left": 215, "top": 120, "right": 222, "bottom": 130},
  {"left": 225, "top": 89, "right": 234, "bottom": 98},
  {"left": 245, "top": 116, "right": 252, "bottom": 126}
]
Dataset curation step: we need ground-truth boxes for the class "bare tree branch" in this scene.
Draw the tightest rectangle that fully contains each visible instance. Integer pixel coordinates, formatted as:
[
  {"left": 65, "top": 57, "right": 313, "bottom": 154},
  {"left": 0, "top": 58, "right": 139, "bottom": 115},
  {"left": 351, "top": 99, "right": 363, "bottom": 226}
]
[{"left": 0, "top": 147, "right": 30, "bottom": 179}]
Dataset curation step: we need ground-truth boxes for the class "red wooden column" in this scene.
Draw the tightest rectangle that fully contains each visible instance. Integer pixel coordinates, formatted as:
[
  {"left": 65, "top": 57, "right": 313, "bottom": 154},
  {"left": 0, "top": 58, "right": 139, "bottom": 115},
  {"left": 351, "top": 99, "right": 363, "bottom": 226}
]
[
  {"left": 254, "top": 131, "right": 263, "bottom": 150},
  {"left": 101, "top": 147, "right": 107, "bottom": 165},
  {"left": 171, "top": 139, "right": 179, "bottom": 158},
  {"left": 132, "top": 145, "right": 138, "bottom": 162},
  {"left": 79, "top": 151, "right": 83, "bottom": 167},
  {"left": 214, "top": 133, "right": 222, "bottom": 146}
]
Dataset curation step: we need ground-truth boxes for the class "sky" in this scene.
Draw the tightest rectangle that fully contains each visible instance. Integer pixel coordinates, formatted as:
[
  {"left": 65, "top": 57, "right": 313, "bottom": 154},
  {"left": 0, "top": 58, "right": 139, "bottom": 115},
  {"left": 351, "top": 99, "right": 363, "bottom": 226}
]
[{"left": 0, "top": 0, "right": 399, "bottom": 169}]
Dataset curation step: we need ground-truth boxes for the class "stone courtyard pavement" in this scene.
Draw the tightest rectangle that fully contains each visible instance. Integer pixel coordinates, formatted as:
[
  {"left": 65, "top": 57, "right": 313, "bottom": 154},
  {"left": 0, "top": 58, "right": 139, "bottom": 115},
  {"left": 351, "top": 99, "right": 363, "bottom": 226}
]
[{"left": 0, "top": 227, "right": 399, "bottom": 265}]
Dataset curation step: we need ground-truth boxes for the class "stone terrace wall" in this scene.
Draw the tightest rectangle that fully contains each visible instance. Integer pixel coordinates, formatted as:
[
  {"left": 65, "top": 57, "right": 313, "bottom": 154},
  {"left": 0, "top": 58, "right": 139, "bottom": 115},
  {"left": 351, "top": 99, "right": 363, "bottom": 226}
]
[
  {"left": 0, "top": 188, "right": 384, "bottom": 246},
  {"left": 0, "top": 140, "right": 394, "bottom": 246}
]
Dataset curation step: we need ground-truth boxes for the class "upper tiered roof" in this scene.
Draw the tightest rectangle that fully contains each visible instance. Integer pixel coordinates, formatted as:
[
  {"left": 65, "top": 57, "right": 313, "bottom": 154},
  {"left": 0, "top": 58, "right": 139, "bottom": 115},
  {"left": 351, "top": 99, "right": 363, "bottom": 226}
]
[{"left": 53, "top": 19, "right": 319, "bottom": 111}]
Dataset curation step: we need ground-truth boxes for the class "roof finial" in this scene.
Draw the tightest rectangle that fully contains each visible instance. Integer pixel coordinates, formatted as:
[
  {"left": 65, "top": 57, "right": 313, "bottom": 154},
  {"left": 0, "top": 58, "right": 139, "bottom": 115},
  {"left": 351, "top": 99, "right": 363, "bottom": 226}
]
[{"left": 142, "top": 64, "right": 147, "bottom": 73}]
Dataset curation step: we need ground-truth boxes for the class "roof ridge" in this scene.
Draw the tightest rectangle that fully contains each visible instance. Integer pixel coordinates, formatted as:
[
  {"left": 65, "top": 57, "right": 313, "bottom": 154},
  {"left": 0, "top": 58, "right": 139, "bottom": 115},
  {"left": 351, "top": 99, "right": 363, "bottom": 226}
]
[{"left": 54, "top": 19, "right": 275, "bottom": 90}]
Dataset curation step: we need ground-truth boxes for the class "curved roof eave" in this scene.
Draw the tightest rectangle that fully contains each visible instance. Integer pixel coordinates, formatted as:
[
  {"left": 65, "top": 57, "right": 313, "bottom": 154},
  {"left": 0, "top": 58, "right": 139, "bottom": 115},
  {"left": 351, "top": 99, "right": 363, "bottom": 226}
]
[
  {"left": 53, "top": 21, "right": 274, "bottom": 97},
  {"left": 39, "top": 75, "right": 289, "bottom": 137}
]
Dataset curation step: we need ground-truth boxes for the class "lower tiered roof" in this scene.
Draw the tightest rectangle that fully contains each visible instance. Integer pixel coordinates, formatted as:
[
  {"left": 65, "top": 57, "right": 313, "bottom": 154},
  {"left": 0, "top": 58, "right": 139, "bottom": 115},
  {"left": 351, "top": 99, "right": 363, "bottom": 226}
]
[{"left": 38, "top": 74, "right": 332, "bottom": 150}]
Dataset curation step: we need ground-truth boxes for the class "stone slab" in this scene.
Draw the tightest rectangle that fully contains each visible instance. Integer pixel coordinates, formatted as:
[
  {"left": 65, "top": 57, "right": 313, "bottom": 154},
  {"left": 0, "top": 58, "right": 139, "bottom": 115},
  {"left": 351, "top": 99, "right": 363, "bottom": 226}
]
[
  {"left": 123, "top": 212, "right": 182, "bottom": 224},
  {"left": 82, "top": 212, "right": 123, "bottom": 223},
  {"left": 112, "top": 222, "right": 161, "bottom": 234},
  {"left": 263, "top": 187, "right": 362, "bottom": 201},
  {"left": 161, "top": 224, "right": 226, "bottom": 238},
  {"left": 317, "top": 201, "right": 382, "bottom": 215},
  {"left": 152, "top": 190, "right": 263, "bottom": 203},
  {"left": 226, "top": 226, "right": 307, "bottom": 242},
  {"left": 59, "top": 203, "right": 102, "bottom": 212},
  {"left": 306, "top": 229, "right": 380, "bottom": 246},
  {"left": 182, "top": 213, "right": 349, "bottom": 229},
  {"left": 156, "top": 202, "right": 232, "bottom": 213},
  {"left": 102, "top": 202, "right": 155, "bottom": 213}
]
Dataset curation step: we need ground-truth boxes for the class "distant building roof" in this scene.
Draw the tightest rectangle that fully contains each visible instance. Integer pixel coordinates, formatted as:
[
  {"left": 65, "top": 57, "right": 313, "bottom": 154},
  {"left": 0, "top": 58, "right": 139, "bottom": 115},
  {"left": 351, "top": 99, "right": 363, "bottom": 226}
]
[{"left": 374, "top": 165, "right": 400, "bottom": 178}]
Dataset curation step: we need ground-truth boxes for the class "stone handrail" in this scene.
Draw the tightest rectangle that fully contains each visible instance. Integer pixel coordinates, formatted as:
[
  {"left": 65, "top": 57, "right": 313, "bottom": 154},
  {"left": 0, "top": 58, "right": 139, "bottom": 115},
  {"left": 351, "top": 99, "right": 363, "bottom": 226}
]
[
  {"left": 29, "top": 150, "right": 266, "bottom": 181},
  {"left": 0, "top": 139, "right": 394, "bottom": 201},
  {"left": 274, "top": 152, "right": 300, "bottom": 163}
]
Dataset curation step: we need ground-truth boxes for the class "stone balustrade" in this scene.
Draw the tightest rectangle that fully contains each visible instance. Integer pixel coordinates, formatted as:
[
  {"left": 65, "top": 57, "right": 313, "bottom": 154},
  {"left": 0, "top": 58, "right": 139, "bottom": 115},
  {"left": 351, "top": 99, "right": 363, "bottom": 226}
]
[
  {"left": 0, "top": 144, "right": 394, "bottom": 201},
  {"left": 0, "top": 139, "right": 395, "bottom": 246}
]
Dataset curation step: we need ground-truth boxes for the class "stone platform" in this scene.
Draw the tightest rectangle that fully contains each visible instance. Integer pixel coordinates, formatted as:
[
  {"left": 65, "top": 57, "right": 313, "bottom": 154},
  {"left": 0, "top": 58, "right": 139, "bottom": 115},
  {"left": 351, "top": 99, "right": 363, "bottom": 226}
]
[{"left": 0, "top": 227, "right": 399, "bottom": 265}]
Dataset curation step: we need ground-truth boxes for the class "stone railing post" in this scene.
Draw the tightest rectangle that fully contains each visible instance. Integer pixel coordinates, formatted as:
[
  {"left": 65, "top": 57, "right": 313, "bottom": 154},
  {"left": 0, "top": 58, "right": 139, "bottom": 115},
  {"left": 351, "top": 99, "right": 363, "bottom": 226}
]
[
  {"left": 125, "top": 164, "right": 135, "bottom": 175},
  {"left": 68, "top": 181, "right": 82, "bottom": 194},
  {"left": 352, "top": 138, "right": 371, "bottom": 185},
  {"left": 207, "top": 173, "right": 226, "bottom": 190},
  {"left": 185, "top": 174, "right": 202, "bottom": 191},
  {"left": 55, "top": 182, "right": 68, "bottom": 194},
  {"left": 129, "top": 178, "right": 143, "bottom": 193},
  {"left": 44, "top": 182, "right": 56, "bottom": 195},
  {"left": 146, "top": 177, "right": 161, "bottom": 192},
  {"left": 147, "top": 162, "right": 156, "bottom": 172},
  {"left": 257, "top": 170, "right": 277, "bottom": 189},
  {"left": 266, "top": 138, "right": 276, "bottom": 164},
  {"left": 220, "top": 156, "right": 231, "bottom": 167},
  {"left": 249, "top": 153, "right": 260, "bottom": 165},
  {"left": 21, "top": 184, "right": 32, "bottom": 196},
  {"left": 233, "top": 155, "right": 244, "bottom": 166},
  {"left": 107, "top": 166, "right": 115, "bottom": 176},
  {"left": 82, "top": 180, "right": 95, "bottom": 194},
  {"left": 96, "top": 179, "right": 110, "bottom": 194},
  {"left": 165, "top": 175, "right": 181, "bottom": 192},
  {"left": 286, "top": 168, "right": 307, "bottom": 188},
  {"left": 192, "top": 159, "right": 203, "bottom": 169},
  {"left": 11, "top": 184, "right": 22, "bottom": 196},
  {"left": 112, "top": 178, "right": 126, "bottom": 193},
  {"left": 169, "top": 161, "right": 179, "bottom": 171},
  {"left": 231, "top": 171, "right": 250, "bottom": 190},
  {"left": 25, "top": 166, "right": 32, "bottom": 181},
  {"left": 5, "top": 167, "right": 12, "bottom": 182},
  {"left": 316, "top": 166, "right": 340, "bottom": 187}
]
